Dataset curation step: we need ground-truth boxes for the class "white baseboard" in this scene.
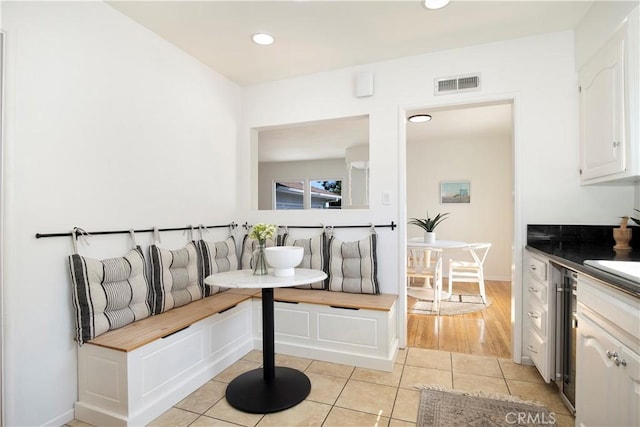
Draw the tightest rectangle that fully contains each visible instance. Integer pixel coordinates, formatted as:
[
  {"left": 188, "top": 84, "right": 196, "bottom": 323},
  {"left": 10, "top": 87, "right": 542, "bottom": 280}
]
[{"left": 42, "top": 408, "right": 74, "bottom": 427}]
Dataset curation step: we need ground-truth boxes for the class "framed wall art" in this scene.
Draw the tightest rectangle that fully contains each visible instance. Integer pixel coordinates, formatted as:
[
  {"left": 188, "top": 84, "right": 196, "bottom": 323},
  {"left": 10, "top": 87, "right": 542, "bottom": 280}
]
[{"left": 440, "top": 181, "right": 470, "bottom": 204}]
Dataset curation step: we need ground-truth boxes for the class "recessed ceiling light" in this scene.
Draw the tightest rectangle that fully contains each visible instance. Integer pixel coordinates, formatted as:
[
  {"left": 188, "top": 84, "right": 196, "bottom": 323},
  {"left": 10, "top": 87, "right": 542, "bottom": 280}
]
[
  {"left": 252, "top": 33, "right": 274, "bottom": 46},
  {"left": 408, "top": 114, "right": 432, "bottom": 123},
  {"left": 424, "top": 0, "right": 450, "bottom": 10}
]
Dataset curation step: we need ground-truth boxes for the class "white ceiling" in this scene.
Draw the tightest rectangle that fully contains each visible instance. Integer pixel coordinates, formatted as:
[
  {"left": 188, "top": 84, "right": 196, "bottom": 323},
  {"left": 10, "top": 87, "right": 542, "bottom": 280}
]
[
  {"left": 407, "top": 101, "right": 514, "bottom": 144},
  {"left": 107, "top": 1, "right": 584, "bottom": 160},
  {"left": 108, "top": 0, "right": 595, "bottom": 87}
]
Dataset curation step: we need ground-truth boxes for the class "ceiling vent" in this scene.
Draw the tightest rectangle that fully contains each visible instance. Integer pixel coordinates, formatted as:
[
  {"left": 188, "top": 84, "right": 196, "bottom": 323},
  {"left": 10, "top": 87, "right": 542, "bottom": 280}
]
[{"left": 434, "top": 73, "right": 481, "bottom": 95}]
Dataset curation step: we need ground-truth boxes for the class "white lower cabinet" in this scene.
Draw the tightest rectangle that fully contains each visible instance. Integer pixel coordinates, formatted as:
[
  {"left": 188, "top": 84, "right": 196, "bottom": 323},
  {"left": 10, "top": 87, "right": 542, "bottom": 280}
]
[
  {"left": 576, "top": 274, "right": 640, "bottom": 427},
  {"left": 576, "top": 313, "right": 640, "bottom": 427},
  {"left": 524, "top": 250, "right": 555, "bottom": 382}
]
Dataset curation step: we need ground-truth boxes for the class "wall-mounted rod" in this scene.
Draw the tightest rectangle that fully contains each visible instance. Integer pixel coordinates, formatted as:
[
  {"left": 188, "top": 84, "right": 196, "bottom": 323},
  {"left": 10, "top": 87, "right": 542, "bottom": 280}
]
[
  {"left": 35, "top": 222, "right": 238, "bottom": 239},
  {"left": 242, "top": 221, "right": 396, "bottom": 231}
]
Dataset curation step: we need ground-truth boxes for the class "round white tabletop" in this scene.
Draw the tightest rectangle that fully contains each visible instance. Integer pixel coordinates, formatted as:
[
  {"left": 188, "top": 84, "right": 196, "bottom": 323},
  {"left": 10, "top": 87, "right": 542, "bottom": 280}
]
[
  {"left": 407, "top": 237, "right": 468, "bottom": 249},
  {"left": 204, "top": 268, "right": 327, "bottom": 289}
]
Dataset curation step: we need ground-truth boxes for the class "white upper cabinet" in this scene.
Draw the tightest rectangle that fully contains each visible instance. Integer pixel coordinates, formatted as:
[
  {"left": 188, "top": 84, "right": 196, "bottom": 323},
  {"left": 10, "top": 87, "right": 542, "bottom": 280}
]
[
  {"left": 579, "top": 28, "right": 626, "bottom": 181},
  {"left": 579, "top": 8, "right": 639, "bottom": 184}
]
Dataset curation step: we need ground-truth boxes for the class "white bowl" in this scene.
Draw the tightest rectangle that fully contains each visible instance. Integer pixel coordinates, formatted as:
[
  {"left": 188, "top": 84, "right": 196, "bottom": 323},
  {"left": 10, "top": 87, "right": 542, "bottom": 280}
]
[{"left": 264, "top": 246, "right": 304, "bottom": 277}]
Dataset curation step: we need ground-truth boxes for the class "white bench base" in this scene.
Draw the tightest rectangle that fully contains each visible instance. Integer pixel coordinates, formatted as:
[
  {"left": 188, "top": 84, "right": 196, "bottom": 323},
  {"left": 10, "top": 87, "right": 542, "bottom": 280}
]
[
  {"left": 75, "top": 300, "right": 253, "bottom": 427},
  {"left": 254, "top": 298, "right": 398, "bottom": 372},
  {"left": 75, "top": 293, "right": 399, "bottom": 426}
]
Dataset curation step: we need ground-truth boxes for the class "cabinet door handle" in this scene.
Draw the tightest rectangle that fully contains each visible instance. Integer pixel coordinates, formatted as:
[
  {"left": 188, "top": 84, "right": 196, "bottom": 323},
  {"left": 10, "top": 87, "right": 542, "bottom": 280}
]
[
  {"left": 608, "top": 351, "right": 628, "bottom": 367},
  {"left": 530, "top": 265, "right": 537, "bottom": 271},
  {"left": 616, "top": 357, "right": 627, "bottom": 367},
  {"left": 527, "top": 345, "right": 538, "bottom": 354},
  {"left": 613, "top": 141, "right": 621, "bottom": 148},
  {"left": 528, "top": 287, "right": 540, "bottom": 293},
  {"left": 527, "top": 311, "right": 540, "bottom": 319}
]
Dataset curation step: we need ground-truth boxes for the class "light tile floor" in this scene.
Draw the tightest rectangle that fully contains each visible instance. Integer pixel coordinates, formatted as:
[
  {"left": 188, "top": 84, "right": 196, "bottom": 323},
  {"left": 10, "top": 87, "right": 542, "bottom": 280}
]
[{"left": 68, "top": 348, "right": 576, "bottom": 427}]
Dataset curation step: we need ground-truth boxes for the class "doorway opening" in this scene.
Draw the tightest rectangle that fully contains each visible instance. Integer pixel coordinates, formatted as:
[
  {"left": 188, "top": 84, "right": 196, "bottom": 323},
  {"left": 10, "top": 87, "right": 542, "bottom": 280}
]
[{"left": 404, "top": 100, "right": 514, "bottom": 358}]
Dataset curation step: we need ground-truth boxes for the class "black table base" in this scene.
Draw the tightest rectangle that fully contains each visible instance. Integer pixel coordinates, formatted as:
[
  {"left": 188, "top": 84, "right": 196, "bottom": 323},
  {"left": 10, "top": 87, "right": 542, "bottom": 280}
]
[
  {"left": 225, "top": 366, "right": 311, "bottom": 414},
  {"left": 225, "top": 287, "right": 311, "bottom": 413}
]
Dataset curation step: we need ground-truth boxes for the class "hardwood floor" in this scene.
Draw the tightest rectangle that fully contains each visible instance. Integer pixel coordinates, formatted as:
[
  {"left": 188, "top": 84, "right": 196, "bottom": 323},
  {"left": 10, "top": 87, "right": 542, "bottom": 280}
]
[{"left": 407, "top": 279, "right": 512, "bottom": 359}]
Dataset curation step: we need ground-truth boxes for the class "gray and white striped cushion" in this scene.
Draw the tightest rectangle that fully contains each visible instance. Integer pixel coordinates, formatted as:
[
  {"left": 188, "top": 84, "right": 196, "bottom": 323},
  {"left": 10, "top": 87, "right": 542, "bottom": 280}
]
[
  {"left": 150, "top": 242, "right": 201, "bottom": 314},
  {"left": 240, "top": 235, "right": 277, "bottom": 269},
  {"left": 198, "top": 236, "right": 238, "bottom": 296},
  {"left": 283, "top": 233, "right": 327, "bottom": 289},
  {"left": 68, "top": 246, "right": 151, "bottom": 345},
  {"left": 327, "top": 234, "right": 379, "bottom": 294}
]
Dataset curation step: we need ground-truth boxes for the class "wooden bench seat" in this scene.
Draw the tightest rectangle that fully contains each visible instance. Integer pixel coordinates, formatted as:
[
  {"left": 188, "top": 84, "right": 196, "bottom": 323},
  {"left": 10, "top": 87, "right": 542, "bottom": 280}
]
[
  {"left": 271, "top": 288, "right": 396, "bottom": 311},
  {"left": 88, "top": 291, "right": 254, "bottom": 351}
]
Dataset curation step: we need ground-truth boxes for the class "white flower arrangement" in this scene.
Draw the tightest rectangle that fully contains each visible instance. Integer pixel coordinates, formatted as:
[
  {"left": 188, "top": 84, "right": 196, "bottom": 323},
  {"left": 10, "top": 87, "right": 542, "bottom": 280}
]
[{"left": 249, "top": 223, "right": 277, "bottom": 243}]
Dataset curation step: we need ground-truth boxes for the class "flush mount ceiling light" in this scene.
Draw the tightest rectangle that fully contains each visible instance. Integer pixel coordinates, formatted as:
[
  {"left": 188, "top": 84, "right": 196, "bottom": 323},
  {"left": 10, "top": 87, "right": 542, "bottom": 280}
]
[
  {"left": 408, "top": 114, "right": 432, "bottom": 123},
  {"left": 252, "top": 33, "right": 274, "bottom": 46},
  {"left": 424, "top": 0, "right": 451, "bottom": 10}
]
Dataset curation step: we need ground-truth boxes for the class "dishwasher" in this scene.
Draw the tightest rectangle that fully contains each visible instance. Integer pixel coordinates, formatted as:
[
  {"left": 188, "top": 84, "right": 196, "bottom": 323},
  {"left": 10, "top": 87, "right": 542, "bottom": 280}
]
[{"left": 554, "top": 265, "right": 577, "bottom": 414}]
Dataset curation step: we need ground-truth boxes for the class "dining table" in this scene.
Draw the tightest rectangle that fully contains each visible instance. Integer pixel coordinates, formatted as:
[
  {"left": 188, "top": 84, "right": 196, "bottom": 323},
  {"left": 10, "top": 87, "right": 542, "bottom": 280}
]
[
  {"left": 204, "top": 268, "right": 328, "bottom": 414},
  {"left": 407, "top": 237, "right": 469, "bottom": 249}
]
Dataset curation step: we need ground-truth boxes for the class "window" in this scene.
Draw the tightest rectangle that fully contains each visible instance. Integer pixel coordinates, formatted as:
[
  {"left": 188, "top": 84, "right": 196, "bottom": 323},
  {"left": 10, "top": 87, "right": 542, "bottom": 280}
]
[
  {"left": 274, "top": 181, "right": 304, "bottom": 210},
  {"left": 273, "top": 179, "right": 342, "bottom": 210},
  {"left": 310, "top": 180, "right": 342, "bottom": 209}
]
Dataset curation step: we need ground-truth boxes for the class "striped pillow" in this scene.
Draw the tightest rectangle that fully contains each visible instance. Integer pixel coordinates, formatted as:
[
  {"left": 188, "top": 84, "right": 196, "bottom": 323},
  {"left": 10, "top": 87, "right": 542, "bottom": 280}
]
[
  {"left": 327, "top": 233, "right": 379, "bottom": 294},
  {"left": 197, "top": 236, "right": 238, "bottom": 296},
  {"left": 240, "top": 235, "right": 277, "bottom": 269},
  {"left": 68, "top": 247, "right": 151, "bottom": 345},
  {"left": 149, "top": 242, "right": 202, "bottom": 314},
  {"left": 283, "top": 233, "right": 327, "bottom": 289}
]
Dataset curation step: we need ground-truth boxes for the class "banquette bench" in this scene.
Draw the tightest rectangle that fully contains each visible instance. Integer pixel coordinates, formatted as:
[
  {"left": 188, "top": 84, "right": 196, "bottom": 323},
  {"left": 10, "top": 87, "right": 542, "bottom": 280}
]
[{"left": 75, "top": 287, "right": 398, "bottom": 426}]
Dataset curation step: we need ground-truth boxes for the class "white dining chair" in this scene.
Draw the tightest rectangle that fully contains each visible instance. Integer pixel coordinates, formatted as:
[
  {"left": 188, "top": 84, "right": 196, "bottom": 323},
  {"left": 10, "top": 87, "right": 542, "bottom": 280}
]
[
  {"left": 407, "top": 247, "right": 444, "bottom": 311},
  {"left": 447, "top": 243, "right": 491, "bottom": 305},
  {"left": 407, "top": 247, "right": 439, "bottom": 287}
]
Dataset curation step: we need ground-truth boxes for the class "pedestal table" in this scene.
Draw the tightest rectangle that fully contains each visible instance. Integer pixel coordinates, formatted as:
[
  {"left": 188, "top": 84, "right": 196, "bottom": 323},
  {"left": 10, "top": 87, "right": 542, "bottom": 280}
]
[{"left": 204, "top": 268, "right": 327, "bottom": 414}]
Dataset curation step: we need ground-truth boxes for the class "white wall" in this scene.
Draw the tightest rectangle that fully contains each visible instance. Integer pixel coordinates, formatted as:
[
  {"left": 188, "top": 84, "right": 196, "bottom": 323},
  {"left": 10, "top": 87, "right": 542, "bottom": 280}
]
[
  {"left": 241, "top": 30, "right": 633, "bottom": 357},
  {"left": 406, "top": 123, "right": 513, "bottom": 281},
  {"left": 241, "top": 29, "right": 633, "bottom": 267},
  {"left": 1, "top": 2, "right": 241, "bottom": 426}
]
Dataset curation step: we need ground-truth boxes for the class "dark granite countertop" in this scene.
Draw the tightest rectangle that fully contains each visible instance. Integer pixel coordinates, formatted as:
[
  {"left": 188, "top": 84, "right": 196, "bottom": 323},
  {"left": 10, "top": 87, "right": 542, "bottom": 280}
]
[{"left": 527, "top": 224, "right": 640, "bottom": 298}]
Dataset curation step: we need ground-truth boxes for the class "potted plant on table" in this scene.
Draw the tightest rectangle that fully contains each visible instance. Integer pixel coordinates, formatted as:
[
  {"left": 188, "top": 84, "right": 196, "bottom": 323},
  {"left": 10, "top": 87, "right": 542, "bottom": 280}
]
[{"left": 409, "top": 212, "right": 450, "bottom": 244}]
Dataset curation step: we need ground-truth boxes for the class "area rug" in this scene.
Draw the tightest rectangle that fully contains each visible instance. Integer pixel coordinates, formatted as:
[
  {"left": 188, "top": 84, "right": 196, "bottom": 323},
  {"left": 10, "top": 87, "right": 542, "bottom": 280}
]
[
  {"left": 408, "top": 288, "right": 491, "bottom": 316},
  {"left": 417, "top": 386, "right": 557, "bottom": 427}
]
